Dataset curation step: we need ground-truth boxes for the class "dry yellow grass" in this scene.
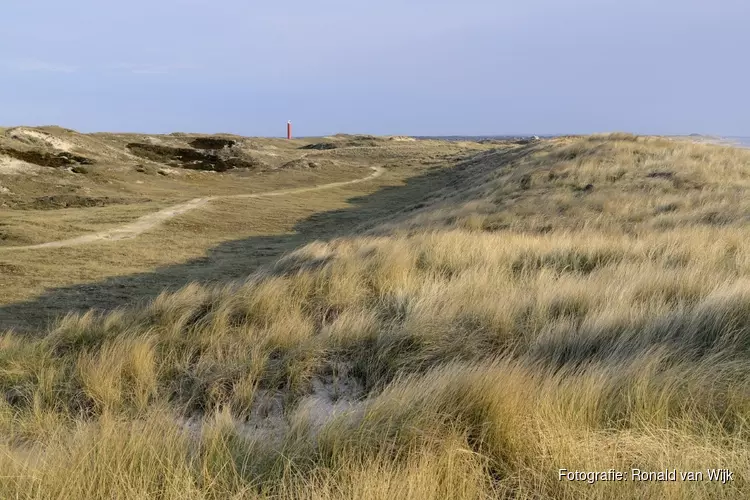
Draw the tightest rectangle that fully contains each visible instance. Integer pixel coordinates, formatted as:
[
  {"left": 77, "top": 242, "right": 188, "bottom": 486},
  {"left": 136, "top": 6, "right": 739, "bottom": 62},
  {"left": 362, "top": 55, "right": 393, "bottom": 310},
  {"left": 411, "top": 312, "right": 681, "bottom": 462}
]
[{"left": 1, "top": 134, "right": 749, "bottom": 498}]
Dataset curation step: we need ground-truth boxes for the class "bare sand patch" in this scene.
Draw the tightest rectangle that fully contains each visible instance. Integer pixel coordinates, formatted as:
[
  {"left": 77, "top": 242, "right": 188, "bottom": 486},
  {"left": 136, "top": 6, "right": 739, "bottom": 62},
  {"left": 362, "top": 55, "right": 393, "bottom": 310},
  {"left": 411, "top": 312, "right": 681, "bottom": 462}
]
[
  {"left": 0, "top": 155, "right": 42, "bottom": 175},
  {"left": 8, "top": 127, "right": 76, "bottom": 152}
]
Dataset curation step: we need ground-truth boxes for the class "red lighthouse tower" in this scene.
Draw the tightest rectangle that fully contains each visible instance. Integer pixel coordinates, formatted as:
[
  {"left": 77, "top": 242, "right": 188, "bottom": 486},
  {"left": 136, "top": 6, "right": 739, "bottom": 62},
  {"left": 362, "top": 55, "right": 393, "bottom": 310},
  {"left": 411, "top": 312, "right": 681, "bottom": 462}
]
[{"left": 287, "top": 121, "right": 292, "bottom": 140}]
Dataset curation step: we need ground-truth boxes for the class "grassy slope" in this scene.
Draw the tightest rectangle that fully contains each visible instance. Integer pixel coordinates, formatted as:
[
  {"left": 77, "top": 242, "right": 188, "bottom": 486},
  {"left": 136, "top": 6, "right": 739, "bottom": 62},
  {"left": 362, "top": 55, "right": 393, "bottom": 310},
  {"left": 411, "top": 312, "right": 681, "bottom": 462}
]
[{"left": 1, "top": 135, "right": 749, "bottom": 498}]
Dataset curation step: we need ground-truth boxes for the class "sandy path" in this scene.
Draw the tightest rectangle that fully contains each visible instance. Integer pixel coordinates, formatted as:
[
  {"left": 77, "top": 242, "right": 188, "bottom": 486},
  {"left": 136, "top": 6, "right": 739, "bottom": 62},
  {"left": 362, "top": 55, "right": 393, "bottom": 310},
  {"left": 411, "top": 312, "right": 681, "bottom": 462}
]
[{"left": 0, "top": 167, "right": 384, "bottom": 252}]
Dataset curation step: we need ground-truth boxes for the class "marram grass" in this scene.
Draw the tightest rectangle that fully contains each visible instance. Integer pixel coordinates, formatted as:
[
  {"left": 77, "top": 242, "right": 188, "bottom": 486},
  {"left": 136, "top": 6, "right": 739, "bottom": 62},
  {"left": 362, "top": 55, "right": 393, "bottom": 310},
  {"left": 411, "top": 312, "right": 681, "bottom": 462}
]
[{"left": 1, "top": 135, "right": 749, "bottom": 499}]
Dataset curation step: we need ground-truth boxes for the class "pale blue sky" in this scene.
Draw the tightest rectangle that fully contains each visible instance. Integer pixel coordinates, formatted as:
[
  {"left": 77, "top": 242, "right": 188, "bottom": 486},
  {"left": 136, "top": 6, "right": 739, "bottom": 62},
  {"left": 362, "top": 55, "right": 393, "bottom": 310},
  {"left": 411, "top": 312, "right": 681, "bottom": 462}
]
[{"left": 1, "top": 0, "right": 748, "bottom": 136}]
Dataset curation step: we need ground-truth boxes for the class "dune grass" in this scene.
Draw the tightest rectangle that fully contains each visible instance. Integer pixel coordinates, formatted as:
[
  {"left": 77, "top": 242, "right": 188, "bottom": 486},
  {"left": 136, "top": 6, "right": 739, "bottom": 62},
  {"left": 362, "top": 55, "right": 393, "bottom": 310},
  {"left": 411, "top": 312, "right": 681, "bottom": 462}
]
[{"left": 1, "top": 135, "right": 749, "bottom": 498}]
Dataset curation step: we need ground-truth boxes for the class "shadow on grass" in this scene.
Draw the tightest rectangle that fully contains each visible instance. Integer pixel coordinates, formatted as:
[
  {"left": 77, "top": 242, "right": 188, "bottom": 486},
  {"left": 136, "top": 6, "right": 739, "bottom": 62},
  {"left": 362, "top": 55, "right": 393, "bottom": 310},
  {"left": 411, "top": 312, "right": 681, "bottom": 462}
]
[{"left": 0, "top": 161, "right": 475, "bottom": 333}]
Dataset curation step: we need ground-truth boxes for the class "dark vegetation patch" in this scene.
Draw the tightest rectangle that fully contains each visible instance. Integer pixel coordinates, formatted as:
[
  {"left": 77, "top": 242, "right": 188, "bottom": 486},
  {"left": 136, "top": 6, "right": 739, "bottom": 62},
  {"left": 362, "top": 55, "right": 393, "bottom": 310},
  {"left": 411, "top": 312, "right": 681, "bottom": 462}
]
[
  {"left": 572, "top": 183, "right": 595, "bottom": 193},
  {"left": 655, "top": 203, "right": 680, "bottom": 214},
  {"left": 0, "top": 262, "right": 23, "bottom": 274},
  {"left": 22, "top": 195, "right": 137, "bottom": 210},
  {"left": 0, "top": 231, "right": 26, "bottom": 243},
  {"left": 343, "top": 136, "right": 384, "bottom": 147},
  {"left": 699, "top": 211, "right": 735, "bottom": 227},
  {"left": 301, "top": 135, "right": 391, "bottom": 150},
  {"left": 189, "top": 137, "right": 237, "bottom": 150},
  {"left": 300, "top": 142, "right": 338, "bottom": 151},
  {"left": 126, "top": 143, "right": 267, "bottom": 172},
  {"left": 646, "top": 171, "right": 675, "bottom": 179},
  {"left": 513, "top": 138, "right": 540, "bottom": 145},
  {"left": 334, "top": 134, "right": 375, "bottom": 139},
  {"left": 0, "top": 147, "right": 94, "bottom": 168}
]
